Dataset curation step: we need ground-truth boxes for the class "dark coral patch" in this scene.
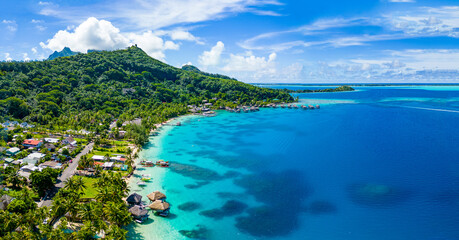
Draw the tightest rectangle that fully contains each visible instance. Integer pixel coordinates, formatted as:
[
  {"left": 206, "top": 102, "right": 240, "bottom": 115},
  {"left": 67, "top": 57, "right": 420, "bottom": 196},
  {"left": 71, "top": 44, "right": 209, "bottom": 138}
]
[
  {"left": 179, "top": 225, "right": 208, "bottom": 239},
  {"left": 178, "top": 202, "right": 202, "bottom": 212},
  {"left": 169, "top": 163, "right": 222, "bottom": 181},
  {"left": 199, "top": 200, "right": 248, "bottom": 220}
]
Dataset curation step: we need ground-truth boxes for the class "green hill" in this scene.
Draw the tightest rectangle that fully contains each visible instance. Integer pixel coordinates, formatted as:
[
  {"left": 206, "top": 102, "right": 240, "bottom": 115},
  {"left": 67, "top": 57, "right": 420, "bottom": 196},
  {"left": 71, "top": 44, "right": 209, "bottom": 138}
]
[{"left": 0, "top": 46, "right": 293, "bottom": 132}]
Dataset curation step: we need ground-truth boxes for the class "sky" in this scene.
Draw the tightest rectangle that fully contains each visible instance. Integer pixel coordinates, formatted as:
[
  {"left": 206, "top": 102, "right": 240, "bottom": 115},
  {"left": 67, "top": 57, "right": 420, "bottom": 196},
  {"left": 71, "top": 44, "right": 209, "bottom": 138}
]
[{"left": 0, "top": 0, "right": 458, "bottom": 83}]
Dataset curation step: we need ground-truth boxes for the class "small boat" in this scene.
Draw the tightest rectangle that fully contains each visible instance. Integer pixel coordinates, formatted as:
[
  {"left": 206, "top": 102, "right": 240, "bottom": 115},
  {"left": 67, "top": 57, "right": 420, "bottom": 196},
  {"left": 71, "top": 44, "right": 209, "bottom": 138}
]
[
  {"left": 141, "top": 174, "right": 152, "bottom": 181},
  {"left": 156, "top": 160, "right": 170, "bottom": 167},
  {"left": 137, "top": 181, "right": 147, "bottom": 186},
  {"left": 140, "top": 160, "right": 154, "bottom": 167}
]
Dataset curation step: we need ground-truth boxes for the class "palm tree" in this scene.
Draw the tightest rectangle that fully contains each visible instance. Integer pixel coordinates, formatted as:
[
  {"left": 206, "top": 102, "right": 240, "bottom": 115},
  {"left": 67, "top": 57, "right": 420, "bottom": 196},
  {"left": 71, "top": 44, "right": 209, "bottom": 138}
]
[
  {"left": 103, "top": 202, "right": 131, "bottom": 226},
  {"left": 6, "top": 172, "right": 25, "bottom": 190},
  {"left": 105, "top": 224, "right": 127, "bottom": 240}
]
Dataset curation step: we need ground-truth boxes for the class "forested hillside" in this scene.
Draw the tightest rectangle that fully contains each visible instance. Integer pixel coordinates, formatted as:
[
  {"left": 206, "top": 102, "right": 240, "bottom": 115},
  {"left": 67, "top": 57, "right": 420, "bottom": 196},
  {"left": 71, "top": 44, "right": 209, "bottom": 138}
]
[{"left": 0, "top": 46, "right": 293, "bottom": 132}]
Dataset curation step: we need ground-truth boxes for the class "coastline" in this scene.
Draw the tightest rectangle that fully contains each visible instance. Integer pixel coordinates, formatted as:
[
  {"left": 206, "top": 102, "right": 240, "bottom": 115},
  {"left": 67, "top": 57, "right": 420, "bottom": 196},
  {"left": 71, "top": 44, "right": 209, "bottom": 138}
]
[{"left": 127, "top": 114, "right": 203, "bottom": 239}]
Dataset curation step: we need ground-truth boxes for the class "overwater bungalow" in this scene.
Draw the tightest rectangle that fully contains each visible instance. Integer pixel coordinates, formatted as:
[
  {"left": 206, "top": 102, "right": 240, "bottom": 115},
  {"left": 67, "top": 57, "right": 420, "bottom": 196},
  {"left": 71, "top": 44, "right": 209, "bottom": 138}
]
[
  {"left": 316, "top": 105, "right": 320, "bottom": 109},
  {"left": 176, "top": 122, "right": 182, "bottom": 126},
  {"left": 288, "top": 104, "right": 293, "bottom": 108},
  {"left": 129, "top": 205, "right": 149, "bottom": 223},
  {"left": 293, "top": 105, "right": 298, "bottom": 109},
  {"left": 147, "top": 191, "right": 166, "bottom": 202},
  {"left": 126, "top": 193, "right": 143, "bottom": 206},
  {"left": 301, "top": 105, "right": 307, "bottom": 110},
  {"left": 281, "top": 105, "right": 286, "bottom": 108},
  {"left": 148, "top": 200, "right": 170, "bottom": 217},
  {"left": 308, "top": 105, "right": 315, "bottom": 109}
]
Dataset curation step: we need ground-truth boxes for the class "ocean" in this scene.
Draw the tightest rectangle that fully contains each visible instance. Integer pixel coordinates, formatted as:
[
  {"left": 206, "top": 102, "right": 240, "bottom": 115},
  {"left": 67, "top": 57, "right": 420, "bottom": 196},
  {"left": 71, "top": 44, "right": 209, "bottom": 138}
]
[{"left": 127, "top": 86, "right": 459, "bottom": 240}]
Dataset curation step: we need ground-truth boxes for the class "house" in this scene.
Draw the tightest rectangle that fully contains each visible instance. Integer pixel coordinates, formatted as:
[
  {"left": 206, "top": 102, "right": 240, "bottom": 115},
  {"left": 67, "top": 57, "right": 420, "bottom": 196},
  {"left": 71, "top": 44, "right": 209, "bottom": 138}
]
[
  {"left": 23, "top": 139, "right": 43, "bottom": 148},
  {"left": 20, "top": 164, "right": 40, "bottom": 172},
  {"left": 39, "top": 161, "right": 62, "bottom": 170},
  {"left": 6, "top": 147, "right": 20, "bottom": 156},
  {"left": 102, "top": 162, "right": 114, "bottom": 170},
  {"left": 62, "top": 136, "right": 77, "bottom": 146},
  {"left": 23, "top": 152, "right": 45, "bottom": 165},
  {"left": 19, "top": 122, "right": 34, "bottom": 129},
  {"left": 44, "top": 143, "right": 56, "bottom": 152},
  {"left": 92, "top": 155, "right": 105, "bottom": 161},
  {"left": 44, "top": 138, "right": 60, "bottom": 144},
  {"left": 4, "top": 158, "right": 14, "bottom": 164},
  {"left": 110, "top": 156, "right": 127, "bottom": 163}
]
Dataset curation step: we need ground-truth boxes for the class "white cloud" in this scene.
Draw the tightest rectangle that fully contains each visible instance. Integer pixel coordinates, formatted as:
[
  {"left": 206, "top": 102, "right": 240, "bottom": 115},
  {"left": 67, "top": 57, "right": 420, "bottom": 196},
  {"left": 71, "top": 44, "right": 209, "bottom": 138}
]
[
  {"left": 182, "top": 61, "right": 193, "bottom": 67},
  {"left": 23, "top": 53, "right": 30, "bottom": 61},
  {"left": 38, "top": 0, "right": 283, "bottom": 30},
  {"left": 240, "top": 6, "right": 459, "bottom": 52},
  {"left": 31, "top": 19, "right": 47, "bottom": 31},
  {"left": 4, "top": 53, "right": 12, "bottom": 61},
  {"left": 40, "top": 17, "right": 181, "bottom": 61},
  {"left": 155, "top": 29, "right": 203, "bottom": 44},
  {"left": 222, "top": 51, "right": 276, "bottom": 73},
  {"left": 2, "top": 20, "right": 17, "bottom": 32},
  {"left": 31, "top": 47, "right": 38, "bottom": 54},
  {"left": 198, "top": 41, "right": 225, "bottom": 66}
]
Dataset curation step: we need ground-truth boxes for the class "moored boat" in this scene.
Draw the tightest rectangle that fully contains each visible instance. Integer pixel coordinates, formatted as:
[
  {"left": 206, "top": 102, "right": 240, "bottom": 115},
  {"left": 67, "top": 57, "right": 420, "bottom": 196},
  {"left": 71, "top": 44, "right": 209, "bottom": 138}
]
[
  {"left": 156, "top": 160, "right": 170, "bottom": 167},
  {"left": 137, "top": 181, "right": 147, "bottom": 186}
]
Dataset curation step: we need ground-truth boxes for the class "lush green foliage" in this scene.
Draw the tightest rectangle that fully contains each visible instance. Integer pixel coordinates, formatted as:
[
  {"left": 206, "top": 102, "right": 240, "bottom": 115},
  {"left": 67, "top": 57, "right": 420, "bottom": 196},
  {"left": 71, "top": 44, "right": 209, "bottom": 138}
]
[
  {"left": 0, "top": 46, "right": 293, "bottom": 133},
  {"left": 30, "top": 168, "right": 61, "bottom": 197}
]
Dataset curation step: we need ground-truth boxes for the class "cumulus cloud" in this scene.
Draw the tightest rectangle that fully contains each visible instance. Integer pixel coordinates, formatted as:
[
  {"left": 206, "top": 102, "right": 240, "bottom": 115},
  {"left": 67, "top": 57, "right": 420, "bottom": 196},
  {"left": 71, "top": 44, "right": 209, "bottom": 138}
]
[
  {"left": 4, "top": 53, "right": 12, "bottom": 61},
  {"left": 2, "top": 20, "right": 17, "bottom": 32},
  {"left": 222, "top": 51, "right": 276, "bottom": 73},
  {"left": 40, "top": 17, "right": 181, "bottom": 61},
  {"left": 198, "top": 41, "right": 224, "bottom": 66},
  {"left": 31, "top": 47, "right": 38, "bottom": 54},
  {"left": 23, "top": 53, "right": 30, "bottom": 61}
]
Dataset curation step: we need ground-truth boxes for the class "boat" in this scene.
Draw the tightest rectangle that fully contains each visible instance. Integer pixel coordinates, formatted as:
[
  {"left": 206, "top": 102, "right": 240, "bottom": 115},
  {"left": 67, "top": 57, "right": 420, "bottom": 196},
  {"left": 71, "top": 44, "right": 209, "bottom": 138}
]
[
  {"left": 156, "top": 160, "right": 170, "bottom": 167},
  {"left": 140, "top": 160, "right": 154, "bottom": 167},
  {"left": 137, "top": 181, "right": 147, "bottom": 186},
  {"left": 141, "top": 174, "right": 152, "bottom": 181}
]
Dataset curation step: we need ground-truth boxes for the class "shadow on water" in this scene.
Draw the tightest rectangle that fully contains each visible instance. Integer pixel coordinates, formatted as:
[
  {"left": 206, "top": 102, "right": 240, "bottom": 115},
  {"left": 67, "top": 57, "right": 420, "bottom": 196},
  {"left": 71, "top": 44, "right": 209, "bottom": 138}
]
[{"left": 233, "top": 170, "right": 311, "bottom": 237}]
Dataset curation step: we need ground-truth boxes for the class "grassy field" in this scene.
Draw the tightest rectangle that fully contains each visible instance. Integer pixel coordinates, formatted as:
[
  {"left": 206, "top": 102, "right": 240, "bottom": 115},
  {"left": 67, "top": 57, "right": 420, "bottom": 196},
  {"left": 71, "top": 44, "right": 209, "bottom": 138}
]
[{"left": 81, "top": 177, "right": 98, "bottom": 198}]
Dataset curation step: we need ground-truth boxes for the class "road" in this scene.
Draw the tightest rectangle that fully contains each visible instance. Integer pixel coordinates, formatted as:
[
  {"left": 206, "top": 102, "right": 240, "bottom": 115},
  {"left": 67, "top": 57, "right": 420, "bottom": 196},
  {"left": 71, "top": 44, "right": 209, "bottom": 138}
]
[{"left": 38, "top": 142, "right": 94, "bottom": 208}]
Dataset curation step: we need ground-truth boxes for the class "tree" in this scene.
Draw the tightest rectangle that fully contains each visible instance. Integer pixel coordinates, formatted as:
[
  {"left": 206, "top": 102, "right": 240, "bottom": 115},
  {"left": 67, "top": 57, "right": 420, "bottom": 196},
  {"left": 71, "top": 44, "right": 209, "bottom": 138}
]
[{"left": 30, "top": 168, "right": 60, "bottom": 197}]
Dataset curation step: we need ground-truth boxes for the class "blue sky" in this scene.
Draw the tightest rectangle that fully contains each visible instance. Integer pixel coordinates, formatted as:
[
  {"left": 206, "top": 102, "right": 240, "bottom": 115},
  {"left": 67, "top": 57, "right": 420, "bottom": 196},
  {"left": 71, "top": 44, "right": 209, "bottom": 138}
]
[{"left": 1, "top": 0, "right": 458, "bottom": 83}]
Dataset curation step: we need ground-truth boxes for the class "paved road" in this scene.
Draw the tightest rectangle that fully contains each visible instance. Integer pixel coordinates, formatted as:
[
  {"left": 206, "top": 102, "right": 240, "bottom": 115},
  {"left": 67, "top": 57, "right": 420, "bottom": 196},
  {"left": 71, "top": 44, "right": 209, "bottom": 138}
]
[{"left": 38, "top": 142, "right": 94, "bottom": 207}]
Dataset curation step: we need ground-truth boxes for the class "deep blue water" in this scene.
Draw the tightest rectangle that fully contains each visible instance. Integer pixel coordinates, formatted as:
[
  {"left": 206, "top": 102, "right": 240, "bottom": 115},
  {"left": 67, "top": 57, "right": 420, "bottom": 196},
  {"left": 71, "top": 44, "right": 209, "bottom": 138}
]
[{"left": 129, "top": 86, "right": 459, "bottom": 240}]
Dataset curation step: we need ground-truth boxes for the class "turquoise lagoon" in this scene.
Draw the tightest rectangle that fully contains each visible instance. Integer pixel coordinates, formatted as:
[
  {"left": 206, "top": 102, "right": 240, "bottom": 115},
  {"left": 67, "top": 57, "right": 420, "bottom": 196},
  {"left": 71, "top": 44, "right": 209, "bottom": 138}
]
[{"left": 128, "top": 86, "right": 459, "bottom": 240}]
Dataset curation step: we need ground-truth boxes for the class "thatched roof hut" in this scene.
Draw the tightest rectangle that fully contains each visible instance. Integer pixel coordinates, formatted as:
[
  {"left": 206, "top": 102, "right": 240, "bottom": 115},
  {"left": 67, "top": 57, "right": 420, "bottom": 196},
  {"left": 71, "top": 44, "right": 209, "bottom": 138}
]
[
  {"left": 147, "top": 191, "right": 166, "bottom": 202},
  {"left": 148, "top": 200, "right": 170, "bottom": 211},
  {"left": 126, "top": 193, "right": 142, "bottom": 205},
  {"left": 129, "top": 205, "right": 149, "bottom": 217}
]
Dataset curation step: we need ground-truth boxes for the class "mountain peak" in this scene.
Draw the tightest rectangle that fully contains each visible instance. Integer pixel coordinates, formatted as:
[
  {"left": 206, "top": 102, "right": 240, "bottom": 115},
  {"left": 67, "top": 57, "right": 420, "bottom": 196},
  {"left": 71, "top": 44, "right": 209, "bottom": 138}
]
[{"left": 47, "top": 47, "right": 79, "bottom": 60}]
